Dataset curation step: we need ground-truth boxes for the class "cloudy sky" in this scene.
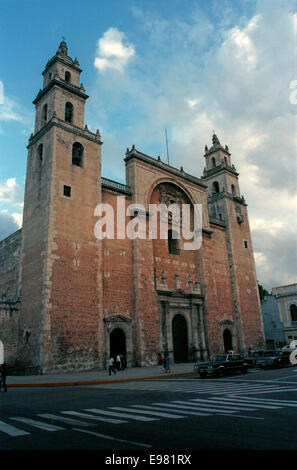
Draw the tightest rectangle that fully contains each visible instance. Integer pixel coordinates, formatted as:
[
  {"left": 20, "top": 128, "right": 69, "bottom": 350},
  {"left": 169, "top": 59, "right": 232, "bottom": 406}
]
[{"left": 0, "top": 0, "right": 296, "bottom": 290}]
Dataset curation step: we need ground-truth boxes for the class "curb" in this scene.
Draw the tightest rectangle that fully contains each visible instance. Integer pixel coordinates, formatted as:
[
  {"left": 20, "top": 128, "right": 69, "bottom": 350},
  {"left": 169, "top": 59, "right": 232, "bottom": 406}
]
[{"left": 7, "top": 370, "right": 195, "bottom": 388}]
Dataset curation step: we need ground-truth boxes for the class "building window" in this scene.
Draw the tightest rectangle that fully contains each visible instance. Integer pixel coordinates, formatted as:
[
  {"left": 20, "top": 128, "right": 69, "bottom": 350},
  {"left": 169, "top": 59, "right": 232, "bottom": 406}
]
[
  {"left": 168, "top": 229, "right": 180, "bottom": 255},
  {"left": 212, "top": 157, "right": 216, "bottom": 168},
  {"left": 42, "top": 104, "right": 48, "bottom": 126},
  {"left": 231, "top": 184, "right": 236, "bottom": 196},
  {"left": 72, "top": 142, "right": 84, "bottom": 167},
  {"left": 290, "top": 304, "right": 297, "bottom": 322},
  {"left": 212, "top": 181, "right": 220, "bottom": 193},
  {"left": 37, "top": 144, "right": 43, "bottom": 164},
  {"left": 244, "top": 240, "right": 248, "bottom": 248},
  {"left": 65, "top": 71, "right": 71, "bottom": 83},
  {"left": 65, "top": 102, "right": 73, "bottom": 123},
  {"left": 63, "top": 185, "right": 71, "bottom": 197}
]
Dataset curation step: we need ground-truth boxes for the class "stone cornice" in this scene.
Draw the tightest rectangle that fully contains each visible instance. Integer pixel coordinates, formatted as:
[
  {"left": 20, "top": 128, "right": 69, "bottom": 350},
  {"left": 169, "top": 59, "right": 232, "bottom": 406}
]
[
  {"left": 43, "top": 55, "right": 82, "bottom": 76},
  {"left": 125, "top": 147, "right": 207, "bottom": 189},
  {"left": 207, "top": 191, "right": 247, "bottom": 206},
  {"left": 27, "top": 116, "right": 102, "bottom": 148},
  {"left": 33, "top": 78, "right": 88, "bottom": 105},
  {"left": 202, "top": 161, "right": 239, "bottom": 178}
]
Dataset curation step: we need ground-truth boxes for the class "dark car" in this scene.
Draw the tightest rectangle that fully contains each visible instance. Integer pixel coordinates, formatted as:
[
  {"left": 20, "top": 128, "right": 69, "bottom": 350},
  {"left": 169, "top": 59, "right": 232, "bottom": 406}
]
[
  {"left": 194, "top": 353, "right": 248, "bottom": 378},
  {"left": 255, "top": 350, "right": 283, "bottom": 368},
  {"left": 244, "top": 350, "right": 266, "bottom": 367}
]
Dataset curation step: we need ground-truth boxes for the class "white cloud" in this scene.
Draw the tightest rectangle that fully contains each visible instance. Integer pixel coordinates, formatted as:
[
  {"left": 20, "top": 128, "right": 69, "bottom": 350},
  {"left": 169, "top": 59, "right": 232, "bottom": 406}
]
[
  {"left": 0, "top": 178, "right": 24, "bottom": 204},
  {"left": 0, "top": 210, "right": 20, "bottom": 240},
  {"left": 94, "top": 27, "right": 135, "bottom": 72}
]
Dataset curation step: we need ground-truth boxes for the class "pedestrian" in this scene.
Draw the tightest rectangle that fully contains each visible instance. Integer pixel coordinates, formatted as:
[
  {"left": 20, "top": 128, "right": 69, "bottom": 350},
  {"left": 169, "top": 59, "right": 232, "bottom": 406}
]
[
  {"left": 116, "top": 354, "right": 122, "bottom": 371},
  {"left": 108, "top": 357, "right": 116, "bottom": 376},
  {"left": 248, "top": 347, "right": 252, "bottom": 357},
  {"left": 0, "top": 362, "right": 7, "bottom": 392},
  {"left": 164, "top": 353, "right": 170, "bottom": 373},
  {"left": 157, "top": 353, "right": 163, "bottom": 372}
]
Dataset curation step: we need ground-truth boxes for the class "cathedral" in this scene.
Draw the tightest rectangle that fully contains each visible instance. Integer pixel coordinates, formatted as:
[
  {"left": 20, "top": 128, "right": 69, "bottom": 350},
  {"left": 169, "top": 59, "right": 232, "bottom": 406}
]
[{"left": 0, "top": 41, "right": 265, "bottom": 374}]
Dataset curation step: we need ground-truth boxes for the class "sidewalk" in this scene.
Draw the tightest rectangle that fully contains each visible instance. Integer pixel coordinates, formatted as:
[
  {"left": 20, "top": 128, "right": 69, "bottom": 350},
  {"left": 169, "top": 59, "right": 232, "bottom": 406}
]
[{"left": 7, "top": 362, "right": 196, "bottom": 388}]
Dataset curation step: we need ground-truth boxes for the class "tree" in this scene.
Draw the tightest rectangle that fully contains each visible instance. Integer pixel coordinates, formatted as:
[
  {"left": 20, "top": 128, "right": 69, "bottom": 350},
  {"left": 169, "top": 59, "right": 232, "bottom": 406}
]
[{"left": 258, "top": 283, "right": 269, "bottom": 301}]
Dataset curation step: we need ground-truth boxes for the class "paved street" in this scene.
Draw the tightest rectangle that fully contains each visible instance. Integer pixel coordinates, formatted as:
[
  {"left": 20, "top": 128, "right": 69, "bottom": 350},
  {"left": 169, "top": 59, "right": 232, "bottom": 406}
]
[{"left": 1, "top": 365, "right": 297, "bottom": 456}]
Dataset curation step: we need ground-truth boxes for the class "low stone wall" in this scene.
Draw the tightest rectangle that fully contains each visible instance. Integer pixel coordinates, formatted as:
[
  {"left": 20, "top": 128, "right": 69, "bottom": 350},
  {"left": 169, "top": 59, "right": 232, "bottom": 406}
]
[
  {"left": 0, "top": 298, "right": 20, "bottom": 367},
  {"left": 0, "top": 229, "right": 22, "bottom": 299}
]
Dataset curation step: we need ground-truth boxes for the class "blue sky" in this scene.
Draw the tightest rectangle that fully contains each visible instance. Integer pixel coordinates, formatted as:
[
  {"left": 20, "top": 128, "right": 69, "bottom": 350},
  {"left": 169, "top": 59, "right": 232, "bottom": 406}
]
[{"left": 0, "top": 0, "right": 296, "bottom": 289}]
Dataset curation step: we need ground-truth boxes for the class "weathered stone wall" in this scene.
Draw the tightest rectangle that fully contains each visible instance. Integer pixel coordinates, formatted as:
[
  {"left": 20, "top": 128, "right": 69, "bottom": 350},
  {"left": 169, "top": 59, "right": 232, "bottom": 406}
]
[
  {"left": 0, "top": 229, "right": 22, "bottom": 299},
  {"left": 0, "top": 299, "right": 20, "bottom": 367}
]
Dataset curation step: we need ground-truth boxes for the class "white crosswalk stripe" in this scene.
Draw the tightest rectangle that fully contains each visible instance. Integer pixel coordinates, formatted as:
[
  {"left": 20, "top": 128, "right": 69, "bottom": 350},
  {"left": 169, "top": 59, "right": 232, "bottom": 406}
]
[
  {"left": 151, "top": 402, "right": 238, "bottom": 414},
  {"left": 111, "top": 406, "right": 187, "bottom": 419},
  {"left": 10, "top": 417, "right": 64, "bottom": 432},
  {"left": 84, "top": 408, "right": 157, "bottom": 422},
  {"left": 37, "top": 413, "right": 97, "bottom": 427},
  {"left": 0, "top": 419, "right": 30, "bottom": 437},
  {"left": 189, "top": 398, "right": 278, "bottom": 410},
  {"left": 61, "top": 410, "right": 128, "bottom": 424},
  {"left": 226, "top": 396, "right": 297, "bottom": 407},
  {"left": 191, "top": 397, "right": 282, "bottom": 409}
]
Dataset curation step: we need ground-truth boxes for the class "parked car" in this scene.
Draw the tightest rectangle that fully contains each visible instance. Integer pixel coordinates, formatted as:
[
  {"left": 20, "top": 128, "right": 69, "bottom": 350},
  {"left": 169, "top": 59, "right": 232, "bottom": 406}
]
[
  {"left": 194, "top": 353, "right": 248, "bottom": 378},
  {"left": 255, "top": 350, "right": 283, "bottom": 368},
  {"left": 244, "top": 350, "right": 266, "bottom": 367}
]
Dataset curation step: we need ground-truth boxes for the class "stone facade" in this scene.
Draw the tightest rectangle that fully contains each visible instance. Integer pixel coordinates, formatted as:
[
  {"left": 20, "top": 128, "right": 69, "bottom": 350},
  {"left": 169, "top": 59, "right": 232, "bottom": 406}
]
[
  {"left": 0, "top": 42, "right": 265, "bottom": 374},
  {"left": 261, "top": 294, "right": 286, "bottom": 348},
  {"left": 271, "top": 284, "right": 297, "bottom": 344}
]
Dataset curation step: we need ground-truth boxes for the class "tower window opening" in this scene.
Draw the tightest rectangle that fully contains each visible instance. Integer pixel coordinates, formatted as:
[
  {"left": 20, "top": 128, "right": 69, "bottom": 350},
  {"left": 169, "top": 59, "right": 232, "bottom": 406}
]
[
  {"left": 231, "top": 184, "right": 236, "bottom": 195},
  {"left": 168, "top": 229, "right": 180, "bottom": 255},
  {"left": 65, "top": 71, "right": 71, "bottom": 83},
  {"left": 72, "top": 142, "right": 84, "bottom": 167},
  {"left": 63, "top": 185, "right": 71, "bottom": 198},
  {"left": 65, "top": 102, "right": 73, "bottom": 123},
  {"left": 212, "top": 157, "right": 216, "bottom": 168},
  {"left": 212, "top": 181, "right": 220, "bottom": 193},
  {"left": 37, "top": 144, "right": 43, "bottom": 163},
  {"left": 290, "top": 304, "right": 297, "bottom": 322},
  {"left": 244, "top": 240, "right": 248, "bottom": 248},
  {"left": 42, "top": 104, "right": 48, "bottom": 126}
]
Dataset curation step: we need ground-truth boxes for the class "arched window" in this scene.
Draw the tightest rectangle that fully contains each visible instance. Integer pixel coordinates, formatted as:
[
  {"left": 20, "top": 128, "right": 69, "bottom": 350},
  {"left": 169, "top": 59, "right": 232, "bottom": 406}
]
[
  {"left": 231, "top": 184, "right": 236, "bottom": 196},
  {"left": 290, "top": 304, "right": 297, "bottom": 322},
  {"left": 212, "top": 181, "right": 220, "bottom": 193},
  {"left": 168, "top": 229, "right": 180, "bottom": 255},
  {"left": 212, "top": 157, "right": 216, "bottom": 168},
  {"left": 37, "top": 144, "right": 43, "bottom": 163},
  {"left": 72, "top": 142, "right": 84, "bottom": 167},
  {"left": 65, "top": 71, "right": 71, "bottom": 83},
  {"left": 65, "top": 102, "right": 73, "bottom": 123},
  {"left": 42, "top": 104, "right": 47, "bottom": 126}
]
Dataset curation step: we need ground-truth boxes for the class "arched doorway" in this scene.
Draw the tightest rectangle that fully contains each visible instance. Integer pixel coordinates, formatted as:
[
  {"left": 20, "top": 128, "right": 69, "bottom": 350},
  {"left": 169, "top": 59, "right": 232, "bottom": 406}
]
[
  {"left": 172, "top": 314, "right": 188, "bottom": 362},
  {"left": 110, "top": 328, "right": 126, "bottom": 360},
  {"left": 223, "top": 329, "right": 233, "bottom": 352}
]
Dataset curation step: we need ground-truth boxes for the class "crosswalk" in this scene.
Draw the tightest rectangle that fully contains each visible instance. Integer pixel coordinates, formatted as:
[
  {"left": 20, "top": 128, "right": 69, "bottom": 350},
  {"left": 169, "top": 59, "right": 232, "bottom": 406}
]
[
  {"left": 1, "top": 394, "right": 297, "bottom": 439},
  {"left": 90, "top": 379, "right": 297, "bottom": 395}
]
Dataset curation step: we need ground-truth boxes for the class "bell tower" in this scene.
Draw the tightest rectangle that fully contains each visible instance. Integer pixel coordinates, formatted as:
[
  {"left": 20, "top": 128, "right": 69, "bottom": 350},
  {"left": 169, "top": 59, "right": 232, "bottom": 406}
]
[
  {"left": 202, "top": 133, "right": 264, "bottom": 354},
  {"left": 17, "top": 41, "right": 103, "bottom": 373}
]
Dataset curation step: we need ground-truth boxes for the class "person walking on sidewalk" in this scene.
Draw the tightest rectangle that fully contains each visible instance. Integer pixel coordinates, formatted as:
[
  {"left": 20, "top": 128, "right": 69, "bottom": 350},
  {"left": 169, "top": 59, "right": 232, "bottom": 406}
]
[
  {"left": 157, "top": 353, "right": 163, "bottom": 372},
  {"left": 0, "top": 362, "right": 7, "bottom": 392},
  {"left": 108, "top": 357, "right": 117, "bottom": 376},
  {"left": 164, "top": 354, "right": 171, "bottom": 373}
]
